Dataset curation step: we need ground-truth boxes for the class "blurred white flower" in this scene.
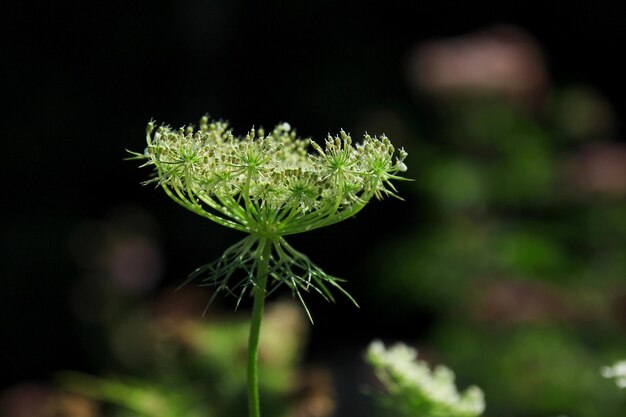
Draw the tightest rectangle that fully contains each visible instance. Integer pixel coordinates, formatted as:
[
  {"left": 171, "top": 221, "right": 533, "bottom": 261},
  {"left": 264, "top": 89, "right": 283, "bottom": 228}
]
[
  {"left": 601, "top": 360, "right": 626, "bottom": 389},
  {"left": 366, "top": 340, "right": 485, "bottom": 417}
]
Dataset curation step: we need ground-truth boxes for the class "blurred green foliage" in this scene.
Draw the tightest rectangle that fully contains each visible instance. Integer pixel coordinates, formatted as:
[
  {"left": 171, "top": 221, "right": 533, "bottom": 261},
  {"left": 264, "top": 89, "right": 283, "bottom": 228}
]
[
  {"left": 435, "top": 324, "right": 625, "bottom": 417},
  {"left": 59, "top": 298, "right": 312, "bottom": 417},
  {"left": 371, "top": 88, "right": 626, "bottom": 417}
]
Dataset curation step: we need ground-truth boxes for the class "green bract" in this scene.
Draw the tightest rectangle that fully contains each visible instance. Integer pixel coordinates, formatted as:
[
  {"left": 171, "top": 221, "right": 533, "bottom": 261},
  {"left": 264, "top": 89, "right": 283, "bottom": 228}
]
[{"left": 131, "top": 116, "right": 408, "bottom": 319}]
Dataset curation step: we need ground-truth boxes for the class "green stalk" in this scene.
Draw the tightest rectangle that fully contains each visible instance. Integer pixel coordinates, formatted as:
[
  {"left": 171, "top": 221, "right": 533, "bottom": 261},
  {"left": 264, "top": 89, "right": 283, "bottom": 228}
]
[{"left": 247, "top": 237, "right": 271, "bottom": 417}]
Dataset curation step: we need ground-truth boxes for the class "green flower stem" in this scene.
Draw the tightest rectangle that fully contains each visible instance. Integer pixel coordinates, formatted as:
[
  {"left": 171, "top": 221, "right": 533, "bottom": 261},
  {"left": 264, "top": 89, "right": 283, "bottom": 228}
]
[{"left": 247, "top": 237, "right": 272, "bottom": 417}]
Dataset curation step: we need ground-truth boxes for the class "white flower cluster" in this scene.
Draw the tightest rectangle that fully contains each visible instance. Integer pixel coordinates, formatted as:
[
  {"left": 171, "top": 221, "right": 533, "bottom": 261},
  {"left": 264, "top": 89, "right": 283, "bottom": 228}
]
[
  {"left": 366, "top": 340, "right": 485, "bottom": 417},
  {"left": 137, "top": 116, "right": 407, "bottom": 237},
  {"left": 601, "top": 360, "right": 626, "bottom": 389}
]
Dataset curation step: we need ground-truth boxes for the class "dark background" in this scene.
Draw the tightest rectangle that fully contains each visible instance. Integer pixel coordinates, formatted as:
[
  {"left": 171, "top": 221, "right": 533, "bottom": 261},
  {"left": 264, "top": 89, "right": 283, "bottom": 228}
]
[{"left": 2, "top": 0, "right": 626, "bottom": 398}]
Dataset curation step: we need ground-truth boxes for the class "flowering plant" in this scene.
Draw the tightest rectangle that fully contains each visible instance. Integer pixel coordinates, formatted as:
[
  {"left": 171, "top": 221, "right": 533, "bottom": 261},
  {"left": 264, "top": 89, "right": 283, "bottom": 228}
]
[
  {"left": 366, "top": 340, "right": 485, "bottom": 417},
  {"left": 130, "top": 115, "right": 408, "bottom": 417}
]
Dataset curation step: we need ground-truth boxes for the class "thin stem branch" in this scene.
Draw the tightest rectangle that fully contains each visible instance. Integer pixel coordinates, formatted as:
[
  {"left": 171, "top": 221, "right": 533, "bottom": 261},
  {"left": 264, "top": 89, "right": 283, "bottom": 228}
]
[{"left": 247, "top": 238, "right": 272, "bottom": 417}]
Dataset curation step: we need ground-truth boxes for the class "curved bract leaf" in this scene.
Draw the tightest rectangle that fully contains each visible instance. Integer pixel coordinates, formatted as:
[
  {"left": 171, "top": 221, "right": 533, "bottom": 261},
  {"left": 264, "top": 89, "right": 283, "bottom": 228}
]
[{"left": 185, "top": 236, "right": 358, "bottom": 323}]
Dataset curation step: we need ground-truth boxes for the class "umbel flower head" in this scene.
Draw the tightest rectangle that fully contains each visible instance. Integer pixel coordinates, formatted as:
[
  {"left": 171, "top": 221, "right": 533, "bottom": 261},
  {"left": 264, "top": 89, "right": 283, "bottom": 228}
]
[
  {"left": 366, "top": 340, "right": 485, "bottom": 417},
  {"left": 130, "top": 116, "right": 408, "bottom": 319}
]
